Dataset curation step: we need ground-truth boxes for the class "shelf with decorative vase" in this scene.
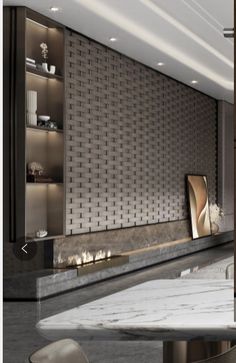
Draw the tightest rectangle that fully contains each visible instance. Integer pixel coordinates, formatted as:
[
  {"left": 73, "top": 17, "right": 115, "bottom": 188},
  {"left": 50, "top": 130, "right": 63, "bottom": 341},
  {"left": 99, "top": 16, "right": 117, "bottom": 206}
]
[
  {"left": 4, "top": 6, "right": 65, "bottom": 244},
  {"left": 26, "top": 67, "right": 63, "bottom": 81}
]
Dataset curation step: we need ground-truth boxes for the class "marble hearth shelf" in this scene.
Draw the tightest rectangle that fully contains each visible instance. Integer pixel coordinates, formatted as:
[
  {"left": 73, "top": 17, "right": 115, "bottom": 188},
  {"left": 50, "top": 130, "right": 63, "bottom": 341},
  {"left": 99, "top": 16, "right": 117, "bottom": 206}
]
[{"left": 4, "top": 231, "right": 233, "bottom": 300}]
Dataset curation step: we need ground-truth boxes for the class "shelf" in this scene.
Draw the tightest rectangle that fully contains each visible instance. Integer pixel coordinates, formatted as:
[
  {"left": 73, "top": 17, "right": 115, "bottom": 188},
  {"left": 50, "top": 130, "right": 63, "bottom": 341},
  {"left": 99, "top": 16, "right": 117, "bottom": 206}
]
[
  {"left": 26, "top": 234, "right": 65, "bottom": 242},
  {"left": 26, "top": 182, "right": 64, "bottom": 239},
  {"left": 26, "top": 67, "right": 63, "bottom": 80},
  {"left": 27, "top": 182, "right": 63, "bottom": 185},
  {"left": 27, "top": 125, "right": 63, "bottom": 133},
  {"left": 24, "top": 10, "right": 65, "bottom": 243}
]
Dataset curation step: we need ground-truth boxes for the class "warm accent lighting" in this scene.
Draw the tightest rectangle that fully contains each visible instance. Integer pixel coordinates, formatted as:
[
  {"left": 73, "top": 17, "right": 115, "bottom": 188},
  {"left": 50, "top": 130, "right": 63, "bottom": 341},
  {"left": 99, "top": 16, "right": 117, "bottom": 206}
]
[
  {"left": 77, "top": 0, "right": 233, "bottom": 91},
  {"left": 191, "top": 80, "right": 198, "bottom": 84},
  {"left": 27, "top": 18, "right": 48, "bottom": 29},
  {"left": 109, "top": 37, "right": 117, "bottom": 42},
  {"left": 67, "top": 250, "right": 112, "bottom": 267}
]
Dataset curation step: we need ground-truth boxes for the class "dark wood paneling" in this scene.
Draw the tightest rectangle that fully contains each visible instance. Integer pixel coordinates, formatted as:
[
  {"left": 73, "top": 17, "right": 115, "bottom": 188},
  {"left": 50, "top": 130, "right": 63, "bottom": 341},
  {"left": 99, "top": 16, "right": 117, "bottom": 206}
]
[
  {"left": 234, "top": 0, "right": 236, "bottom": 303},
  {"left": 3, "top": 7, "right": 26, "bottom": 243},
  {"left": 3, "top": 7, "right": 11, "bottom": 244},
  {"left": 218, "top": 101, "right": 234, "bottom": 231}
]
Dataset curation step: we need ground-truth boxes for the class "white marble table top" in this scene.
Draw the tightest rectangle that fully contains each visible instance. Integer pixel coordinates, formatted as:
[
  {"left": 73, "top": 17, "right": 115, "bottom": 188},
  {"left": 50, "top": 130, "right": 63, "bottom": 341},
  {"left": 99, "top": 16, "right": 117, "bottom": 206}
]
[{"left": 37, "top": 279, "right": 236, "bottom": 341}]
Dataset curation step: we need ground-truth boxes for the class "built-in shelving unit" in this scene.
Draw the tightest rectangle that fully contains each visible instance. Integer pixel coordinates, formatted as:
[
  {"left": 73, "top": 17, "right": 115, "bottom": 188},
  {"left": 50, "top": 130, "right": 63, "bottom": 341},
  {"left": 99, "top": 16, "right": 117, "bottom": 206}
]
[
  {"left": 26, "top": 125, "right": 63, "bottom": 133},
  {"left": 26, "top": 67, "right": 64, "bottom": 80},
  {"left": 26, "top": 234, "right": 65, "bottom": 243},
  {"left": 3, "top": 7, "right": 65, "bottom": 244},
  {"left": 25, "top": 9, "right": 65, "bottom": 242}
]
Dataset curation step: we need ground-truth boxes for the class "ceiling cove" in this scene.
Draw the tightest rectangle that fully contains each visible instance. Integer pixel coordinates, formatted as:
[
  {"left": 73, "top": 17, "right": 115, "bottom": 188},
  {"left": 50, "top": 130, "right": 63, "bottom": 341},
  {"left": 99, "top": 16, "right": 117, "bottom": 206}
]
[{"left": 3, "top": 0, "right": 234, "bottom": 102}]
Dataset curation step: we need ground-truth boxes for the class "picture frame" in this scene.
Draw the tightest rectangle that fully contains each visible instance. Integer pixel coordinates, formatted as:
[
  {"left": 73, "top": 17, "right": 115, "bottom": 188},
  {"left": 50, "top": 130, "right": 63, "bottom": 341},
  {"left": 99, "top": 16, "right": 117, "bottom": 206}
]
[{"left": 186, "top": 174, "right": 212, "bottom": 239}]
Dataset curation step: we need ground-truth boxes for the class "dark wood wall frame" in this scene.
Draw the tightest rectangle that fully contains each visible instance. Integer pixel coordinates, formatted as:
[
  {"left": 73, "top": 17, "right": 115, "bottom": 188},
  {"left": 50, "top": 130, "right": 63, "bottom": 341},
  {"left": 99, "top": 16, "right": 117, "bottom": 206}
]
[
  {"left": 233, "top": 0, "right": 236, "bottom": 317},
  {"left": 3, "top": 7, "right": 26, "bottom": 243},
  {"left": 3, "top": 7, "right": 65, "bottom": 248}
]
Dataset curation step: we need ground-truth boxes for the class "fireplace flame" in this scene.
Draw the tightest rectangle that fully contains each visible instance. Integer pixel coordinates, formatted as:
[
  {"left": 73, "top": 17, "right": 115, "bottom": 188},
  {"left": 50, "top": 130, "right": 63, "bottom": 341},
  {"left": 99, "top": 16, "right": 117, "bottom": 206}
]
[
  {"left": 94, "top": 250, "right": 106, "bottom": 261},
  {"left": 67, "top": 254, "right": 82, "bottom": 266},
  {"left": 66, "top": 250, "right": 112, "bottom": 267},
  {"left": 82, "top": 251, "right": 93, "bottom": 264}
]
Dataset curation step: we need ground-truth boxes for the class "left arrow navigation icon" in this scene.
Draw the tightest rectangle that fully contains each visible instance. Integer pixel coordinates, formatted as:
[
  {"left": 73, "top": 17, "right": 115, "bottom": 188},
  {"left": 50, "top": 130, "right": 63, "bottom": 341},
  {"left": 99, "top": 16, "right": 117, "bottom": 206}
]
[
  {"left": 21, "top": 244, "right": 28, "bottom": 254},
  {"left": 13, "top": 241, "right": 38, "bottom": 261}
]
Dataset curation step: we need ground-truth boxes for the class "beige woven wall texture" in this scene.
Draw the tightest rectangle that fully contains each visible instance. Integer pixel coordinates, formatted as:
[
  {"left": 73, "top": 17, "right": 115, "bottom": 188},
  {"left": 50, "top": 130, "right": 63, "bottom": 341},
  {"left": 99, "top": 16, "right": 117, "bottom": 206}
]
[{"left": 65, "top": 30, "right": 217, "bottom": 235}]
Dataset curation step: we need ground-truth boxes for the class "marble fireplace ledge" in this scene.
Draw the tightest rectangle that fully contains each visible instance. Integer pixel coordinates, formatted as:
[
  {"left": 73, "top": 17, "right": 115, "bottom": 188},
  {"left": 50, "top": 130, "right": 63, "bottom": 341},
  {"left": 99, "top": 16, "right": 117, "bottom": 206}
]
[
  {"left": 37, "top": 279, "right": 236, "bottom": 341},
  {"left": 4, "top": 231, "right": 233, "bottom": 299}
]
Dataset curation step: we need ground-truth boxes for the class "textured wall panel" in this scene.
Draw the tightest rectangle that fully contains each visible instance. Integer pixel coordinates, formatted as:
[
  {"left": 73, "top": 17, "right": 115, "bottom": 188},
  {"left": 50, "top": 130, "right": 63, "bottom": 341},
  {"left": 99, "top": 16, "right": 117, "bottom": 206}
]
[
  {"left": 218, "top": 101, "right": 234, "bottom": 231},
  {"left": 65, "top": 30, "right": 217, "bottom": 235}
]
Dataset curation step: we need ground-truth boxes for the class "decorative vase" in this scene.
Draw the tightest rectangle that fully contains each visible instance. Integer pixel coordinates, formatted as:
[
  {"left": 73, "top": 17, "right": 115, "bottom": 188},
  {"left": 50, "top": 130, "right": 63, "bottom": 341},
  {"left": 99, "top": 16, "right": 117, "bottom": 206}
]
[
  {"left": 42, "top": 62, "right": 48, "bottom": 72},
  {"left": 49, "top": 65, "right": 56, "bottom": 74},
  {"left": 211, "top": 222, "right": 219, "bottom": 235},
  {"left": 27, "top": 90, "right": 37, "bottom": 126}
]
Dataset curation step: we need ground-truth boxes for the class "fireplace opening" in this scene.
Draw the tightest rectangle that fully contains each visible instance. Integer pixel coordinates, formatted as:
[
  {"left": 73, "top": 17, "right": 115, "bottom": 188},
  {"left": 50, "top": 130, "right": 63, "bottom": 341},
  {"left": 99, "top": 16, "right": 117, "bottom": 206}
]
[{"left": 66, "top": 250, "right": 129, "bottom": 276}]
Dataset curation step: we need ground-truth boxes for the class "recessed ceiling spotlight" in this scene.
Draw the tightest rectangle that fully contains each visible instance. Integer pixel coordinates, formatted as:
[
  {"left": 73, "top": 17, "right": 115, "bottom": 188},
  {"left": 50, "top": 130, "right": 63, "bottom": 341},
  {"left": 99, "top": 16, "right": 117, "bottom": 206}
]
[
  {"left": 191, "top": 80, "right": 198, "bottom": 84},
  {"left": 50, "top": 6, "right": 60, "bottom": 12},
  {"left": 109, "top": 37, "right": 117, "bottom": 42},
  {"left": 157, "top": 62, "right": 164, "bottom": 66}
]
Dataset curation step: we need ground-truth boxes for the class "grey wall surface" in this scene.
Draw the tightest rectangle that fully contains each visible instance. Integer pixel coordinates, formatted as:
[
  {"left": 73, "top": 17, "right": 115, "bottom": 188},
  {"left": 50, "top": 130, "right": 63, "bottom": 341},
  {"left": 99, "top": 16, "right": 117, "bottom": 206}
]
[
  {"left": 65, "top": 29, "right": 217, "bottom": 236},
  {"left": 54, "top": 219, "right": 191, "bottom": 267},
  {"left": 218, "top": 101, "right": 234, "bottom": 231}
]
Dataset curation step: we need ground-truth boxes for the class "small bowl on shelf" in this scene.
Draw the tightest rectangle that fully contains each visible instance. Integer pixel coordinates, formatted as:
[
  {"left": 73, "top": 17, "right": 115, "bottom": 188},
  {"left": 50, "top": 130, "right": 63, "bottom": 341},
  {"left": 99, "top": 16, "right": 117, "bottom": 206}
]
[
  {"left": 38, "top": 115, "right": 50, "bottom": 122},
  {"left": 36, "top": 230, "right": 48, "bottom": 238}
]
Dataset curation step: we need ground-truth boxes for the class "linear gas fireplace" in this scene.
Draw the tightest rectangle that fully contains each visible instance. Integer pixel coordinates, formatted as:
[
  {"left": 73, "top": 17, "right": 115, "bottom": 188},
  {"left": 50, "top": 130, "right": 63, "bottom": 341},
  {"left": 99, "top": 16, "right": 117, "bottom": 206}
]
[{"left": 66, "top": 250, "right": 129, "bottom": 276}]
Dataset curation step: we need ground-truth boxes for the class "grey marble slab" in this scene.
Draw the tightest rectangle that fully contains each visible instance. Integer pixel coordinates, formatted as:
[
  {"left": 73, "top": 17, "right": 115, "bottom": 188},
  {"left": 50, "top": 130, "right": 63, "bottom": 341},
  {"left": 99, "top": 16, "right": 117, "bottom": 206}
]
[
  {"left": 37, "top": 279, "right": 236, "bottom": 341},
  {"left": 4, "top": 232, "right": 233, "bottom": 299}
]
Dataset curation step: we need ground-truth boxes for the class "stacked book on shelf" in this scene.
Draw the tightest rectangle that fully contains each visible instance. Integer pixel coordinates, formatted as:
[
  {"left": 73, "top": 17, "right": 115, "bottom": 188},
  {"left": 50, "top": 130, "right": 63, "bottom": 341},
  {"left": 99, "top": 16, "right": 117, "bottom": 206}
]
[{"left": 26, "top": 57, "right": 36, "bottom": 68}]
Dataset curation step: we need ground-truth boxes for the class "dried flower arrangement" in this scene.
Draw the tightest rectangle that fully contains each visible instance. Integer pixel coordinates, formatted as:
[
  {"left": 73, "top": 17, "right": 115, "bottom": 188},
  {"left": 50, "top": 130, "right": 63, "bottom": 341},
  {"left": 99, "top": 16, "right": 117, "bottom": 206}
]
[
  {"left": 210, "top": 203, "right": 224, "bottom": 227},
  {"left": 40, "top": 42, "right": 48, "bottom": 61}
]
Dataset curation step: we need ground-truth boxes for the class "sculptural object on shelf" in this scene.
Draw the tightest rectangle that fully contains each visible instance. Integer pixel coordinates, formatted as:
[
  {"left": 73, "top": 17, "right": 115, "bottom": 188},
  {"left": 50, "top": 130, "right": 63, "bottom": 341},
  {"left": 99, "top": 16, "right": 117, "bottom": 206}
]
[
  {"left": 27, "top": 161, "right": 53, "bottom": 183},
  {"left": 27, "top": 161, "right": 44, "bottom": 176},
  {"left": 36, "top": 230, "right": 48, "bottom": 238},
  {"left": 27, "top": 90, "right": 37, "bottom": 126}
]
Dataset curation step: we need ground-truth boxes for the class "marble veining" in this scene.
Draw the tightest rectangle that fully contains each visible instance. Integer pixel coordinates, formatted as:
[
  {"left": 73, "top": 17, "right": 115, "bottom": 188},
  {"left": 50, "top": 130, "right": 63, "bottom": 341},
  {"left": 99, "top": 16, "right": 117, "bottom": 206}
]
[{"left": 37, "top": 279, "right": 236, "bottom": 341}]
